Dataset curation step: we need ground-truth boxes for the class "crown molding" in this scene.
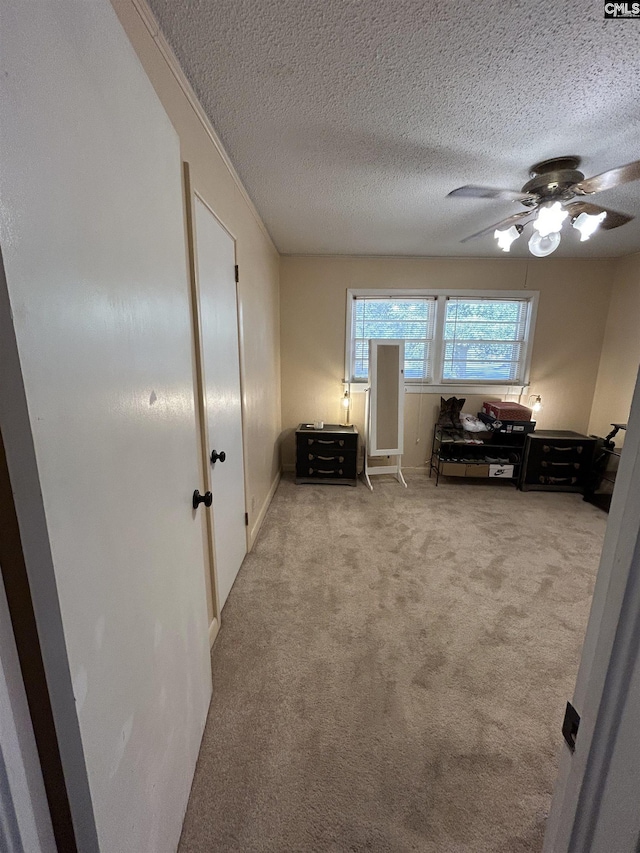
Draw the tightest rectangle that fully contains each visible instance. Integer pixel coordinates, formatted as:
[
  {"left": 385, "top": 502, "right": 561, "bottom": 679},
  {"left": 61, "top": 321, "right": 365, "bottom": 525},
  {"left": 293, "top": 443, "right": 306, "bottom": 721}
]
[{"left": 128, "top": 0, "right": 278, "bottom": 255}]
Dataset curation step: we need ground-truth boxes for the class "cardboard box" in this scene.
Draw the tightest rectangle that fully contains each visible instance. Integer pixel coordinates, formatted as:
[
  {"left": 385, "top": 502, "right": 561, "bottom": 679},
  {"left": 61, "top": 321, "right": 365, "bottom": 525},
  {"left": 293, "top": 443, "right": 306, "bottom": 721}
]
[
  {"left": 467, "top": 464, "right": 490, "bottom": 477},
  {"left": 441, "top": 462, "right": 490, "bottom": 477},
  {"left": 478, "top": 412, "right": 536, "bottom": 435},
  {"left": 489, "top": 464, "right": 514, "bottom": 478},
  {"left": 482, "top": 401, "right": 532, "bottom": 421},
  {"left": 441, "top": 462, "right": 468, "bottom": 477}
]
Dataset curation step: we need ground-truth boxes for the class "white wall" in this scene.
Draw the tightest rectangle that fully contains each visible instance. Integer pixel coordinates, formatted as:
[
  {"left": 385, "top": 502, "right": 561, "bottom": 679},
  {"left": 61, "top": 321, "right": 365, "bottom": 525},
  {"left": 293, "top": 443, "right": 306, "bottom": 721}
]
[
  {"left": 113, "top": 0, "right": 282, "bottom": 548},
  {"left": 0, "top": 2, "right": 212, "bottom": 850}
]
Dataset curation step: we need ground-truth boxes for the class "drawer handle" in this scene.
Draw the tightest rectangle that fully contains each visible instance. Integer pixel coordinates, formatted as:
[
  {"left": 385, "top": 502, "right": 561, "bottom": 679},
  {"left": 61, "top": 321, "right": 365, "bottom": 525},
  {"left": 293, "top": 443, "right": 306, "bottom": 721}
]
[
  {"left": 542, "top": 461, "right": 581, "bottom": 469},
  {"left": 316, "top": 454, "right": 344, "bottom": 462},
  {"left": 308, "top": 438, "right": 344, "bottom": 447},
  {"left": 309, "top": 468, "right": 343, "bottom": 476},
  {"left": 538, "top": 475, "right": 578, "bottom": 485}
]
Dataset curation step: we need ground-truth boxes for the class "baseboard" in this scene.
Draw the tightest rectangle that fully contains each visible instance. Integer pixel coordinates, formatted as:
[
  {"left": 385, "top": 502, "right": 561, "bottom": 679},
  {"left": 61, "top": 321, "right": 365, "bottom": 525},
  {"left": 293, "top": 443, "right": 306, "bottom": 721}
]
[
  {"left": 248, "top": 471, "right": 281, "bottom": 550},
  {"left": 364, "top": 465, "right": 429, "bottom": 475},
  {"left": 282, "top": 464, "right": 429, "bottom": 476}
]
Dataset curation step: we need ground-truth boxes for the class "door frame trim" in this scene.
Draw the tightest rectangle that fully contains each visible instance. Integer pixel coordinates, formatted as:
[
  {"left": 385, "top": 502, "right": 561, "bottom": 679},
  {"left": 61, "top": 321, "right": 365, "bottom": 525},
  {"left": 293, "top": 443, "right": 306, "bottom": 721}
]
[
  {"left": 0, "top": 429, "right": 72, "bottom": 852},
  {"left": 0, "top": 246, "right": 99, "bottom": 851},
  {"left": 187, "top": 180, "right": 250, "bottom": 607},
  {"left": 183, "top": 162, "right": 222, "bottom": 641}
]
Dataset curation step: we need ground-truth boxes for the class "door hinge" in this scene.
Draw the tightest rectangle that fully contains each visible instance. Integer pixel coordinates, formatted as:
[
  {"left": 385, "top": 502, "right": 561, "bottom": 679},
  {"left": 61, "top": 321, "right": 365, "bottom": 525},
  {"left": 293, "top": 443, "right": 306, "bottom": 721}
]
[
  {"left": 562, "top": 701, "right": 580, "bottom": 752},
  {"left": 244, "top": 512, "right": 249, "bottom": 526},
  {"left": 234, "top": 264, "right": 239, "bottom": 283}
]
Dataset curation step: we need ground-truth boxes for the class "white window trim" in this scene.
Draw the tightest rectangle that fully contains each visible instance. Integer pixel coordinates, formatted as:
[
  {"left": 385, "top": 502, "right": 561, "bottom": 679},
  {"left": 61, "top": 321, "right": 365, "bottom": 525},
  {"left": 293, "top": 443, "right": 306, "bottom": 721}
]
[{"left": 345, "top": 288, "right": 539, "bottom": 393}]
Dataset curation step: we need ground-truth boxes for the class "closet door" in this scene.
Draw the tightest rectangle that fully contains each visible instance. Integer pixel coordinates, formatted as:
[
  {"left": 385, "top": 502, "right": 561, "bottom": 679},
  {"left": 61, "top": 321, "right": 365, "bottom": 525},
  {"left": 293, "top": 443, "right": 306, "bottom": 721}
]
[{"left": 192, "top": 195, "right": 247, "bottom": 611}]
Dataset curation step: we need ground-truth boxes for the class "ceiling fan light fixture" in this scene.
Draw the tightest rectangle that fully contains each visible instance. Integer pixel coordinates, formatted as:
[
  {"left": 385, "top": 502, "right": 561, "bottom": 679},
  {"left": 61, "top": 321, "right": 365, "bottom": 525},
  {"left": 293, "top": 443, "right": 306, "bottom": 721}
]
[
  {"left": 528, "top": 230, "right": 561, "bottom": 257},
  {"left": 572, "top": 210, "right": 607, "bottom": 241},
  {"left": 533, "top": 201, "right": 568, "bottom": 237},
  {"left": 494, "top": 224, "right": 523, "bottom": 252}
]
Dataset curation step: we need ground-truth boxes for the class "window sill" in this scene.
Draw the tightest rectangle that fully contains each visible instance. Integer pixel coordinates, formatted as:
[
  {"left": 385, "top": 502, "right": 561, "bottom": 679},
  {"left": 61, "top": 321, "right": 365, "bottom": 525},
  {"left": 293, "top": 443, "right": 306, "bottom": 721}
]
[{"left": 347, "top": 383, "right": 528, "bottom": 396}]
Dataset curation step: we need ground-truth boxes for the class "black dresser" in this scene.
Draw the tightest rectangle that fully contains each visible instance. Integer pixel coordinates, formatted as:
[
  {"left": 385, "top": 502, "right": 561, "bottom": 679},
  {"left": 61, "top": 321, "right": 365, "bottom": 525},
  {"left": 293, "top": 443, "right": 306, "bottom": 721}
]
[
  {"left": 519, "top": 430, "right": 596, "bottom": 492},
  {"left": 295, "top": 424, "right": 358, "bottom": 486}
]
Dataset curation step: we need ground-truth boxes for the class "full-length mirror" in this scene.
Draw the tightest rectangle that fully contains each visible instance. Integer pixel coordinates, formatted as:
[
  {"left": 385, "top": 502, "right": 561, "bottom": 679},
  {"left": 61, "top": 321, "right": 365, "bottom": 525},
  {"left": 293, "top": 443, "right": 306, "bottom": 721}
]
[{"left": 368, "top": 339, "right": 404, "bottom": 455}]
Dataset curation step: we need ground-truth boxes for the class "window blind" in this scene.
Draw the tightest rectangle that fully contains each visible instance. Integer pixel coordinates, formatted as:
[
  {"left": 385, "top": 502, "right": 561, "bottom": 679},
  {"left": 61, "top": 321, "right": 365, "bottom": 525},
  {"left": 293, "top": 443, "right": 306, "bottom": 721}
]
[
  {"left": 351, "top": 297, "right": 436, "bottom": 380},
  {"left": 442, "top": 297, "right": 529, "bottom": 382}
]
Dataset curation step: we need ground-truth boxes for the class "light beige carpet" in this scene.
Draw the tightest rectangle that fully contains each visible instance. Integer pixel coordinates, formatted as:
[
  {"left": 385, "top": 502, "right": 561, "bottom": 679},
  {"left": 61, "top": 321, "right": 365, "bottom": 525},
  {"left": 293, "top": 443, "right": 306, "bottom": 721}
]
[{"left": 178, "top": 474, "right": 607, "bottom": 853}]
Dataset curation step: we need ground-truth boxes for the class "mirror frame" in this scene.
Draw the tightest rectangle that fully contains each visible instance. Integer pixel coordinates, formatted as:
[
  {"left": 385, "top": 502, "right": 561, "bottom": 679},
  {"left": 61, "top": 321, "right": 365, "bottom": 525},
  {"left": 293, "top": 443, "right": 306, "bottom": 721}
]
[{"left": 368, "top": 339, "right": 405, "bottom": 456}]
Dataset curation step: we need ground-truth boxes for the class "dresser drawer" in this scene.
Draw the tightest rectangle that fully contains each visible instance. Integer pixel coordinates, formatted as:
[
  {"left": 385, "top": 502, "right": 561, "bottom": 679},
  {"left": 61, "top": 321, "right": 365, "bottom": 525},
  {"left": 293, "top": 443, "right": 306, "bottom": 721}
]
[
  {"left": 295, "top": 424, "right": 358, "bottom": 486},
  {"left": 520, "top": 431, "right": 595, "bottom": 491},
  {"left": 527, "top": 440, "right": 591, "bottom": 465},
  {"left": 301, "top": 432, "right": 358, "bottom": 452},
  {"left": 300, "top": 458, "right": 357, "bottom": 480},
  {"left": 297, "top": 447, "right": 354, "bottom": 466}
]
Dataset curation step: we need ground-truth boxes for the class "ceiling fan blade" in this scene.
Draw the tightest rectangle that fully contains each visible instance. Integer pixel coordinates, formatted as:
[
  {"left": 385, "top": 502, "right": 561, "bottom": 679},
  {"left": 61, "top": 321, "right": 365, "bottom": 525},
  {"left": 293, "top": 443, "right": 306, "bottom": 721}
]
[
  {"left": 564, "top": 201, "right": 634, "bottom": 230},
  {"left": 460, "top": 210, "right": 534, "bottom": 243},
  {"left": 573, "top": 160, "right": 640, "bottom": 195},
  {"left": 448, "top": 185, "right": 537, "bottom": 202}
]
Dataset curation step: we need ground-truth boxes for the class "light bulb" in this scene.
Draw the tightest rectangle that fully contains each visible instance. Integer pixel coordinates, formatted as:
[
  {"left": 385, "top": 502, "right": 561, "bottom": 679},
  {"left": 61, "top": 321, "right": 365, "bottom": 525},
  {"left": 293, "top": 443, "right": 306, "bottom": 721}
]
[
  {"left": 494, "top": 224, "right": 522, "bottom": 252},
  {"left": 527, "top": 394, "right": 543, "bottom": 414},
  {"left": 533, "top": 202, "right": 568, "bottom": 238},
  {"left": 340, "top": 388, "right": 351, "bottom": 426},
  {"left": 572, "top": 210, "right": 606, "bottom": 241},
  {"left": 528, "top": 230, "right": 561, "bottom": 257}
]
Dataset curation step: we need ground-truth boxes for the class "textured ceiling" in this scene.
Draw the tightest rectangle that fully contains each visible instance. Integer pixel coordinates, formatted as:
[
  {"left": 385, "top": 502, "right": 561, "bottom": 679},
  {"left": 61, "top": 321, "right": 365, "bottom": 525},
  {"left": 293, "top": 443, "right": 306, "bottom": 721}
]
[{"left": 147, "top": 0, "right": 640, "bottom": 257}]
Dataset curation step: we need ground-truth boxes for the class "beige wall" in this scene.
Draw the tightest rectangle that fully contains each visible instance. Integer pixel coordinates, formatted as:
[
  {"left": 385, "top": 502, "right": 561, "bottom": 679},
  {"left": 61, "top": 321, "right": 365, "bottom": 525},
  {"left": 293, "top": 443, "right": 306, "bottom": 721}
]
[
  {"left": 280, "top": 256, "right": 615, "bottom": 469},
  {"left": 113, "top": 0, "right": 281, "bottom": 539},
  {"left": 588, "top": 253, "right": 640, "bottom": 445}
]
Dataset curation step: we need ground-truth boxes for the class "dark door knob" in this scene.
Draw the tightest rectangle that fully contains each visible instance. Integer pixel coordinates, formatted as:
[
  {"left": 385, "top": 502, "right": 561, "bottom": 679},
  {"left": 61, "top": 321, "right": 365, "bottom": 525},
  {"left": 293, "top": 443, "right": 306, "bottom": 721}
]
[
  {"left": 192, "top": 490, "right": 213, "bottom": 509},
  {"left": 210, "top": 450, "right": 226, "bottom": 464}
]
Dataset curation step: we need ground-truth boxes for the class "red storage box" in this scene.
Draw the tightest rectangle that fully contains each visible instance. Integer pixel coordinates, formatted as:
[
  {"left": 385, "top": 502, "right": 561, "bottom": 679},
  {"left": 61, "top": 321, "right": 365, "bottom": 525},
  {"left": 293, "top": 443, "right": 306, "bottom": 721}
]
[{"left": 482, "top": 401, "right": 532, "bottom": 421}]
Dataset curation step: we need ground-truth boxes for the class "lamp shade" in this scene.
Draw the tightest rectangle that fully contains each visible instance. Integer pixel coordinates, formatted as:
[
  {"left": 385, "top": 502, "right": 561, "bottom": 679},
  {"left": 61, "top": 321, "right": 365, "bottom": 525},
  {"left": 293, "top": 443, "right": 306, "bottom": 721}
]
[
  {"left": 494, "top": 224, "right": 522, "bottom": 252},
  {"left": 533, "top": 201, "right": 568, "bottom": 237},
  {"left": 572, "top": 210, "right": 606, "bottom": 241}
]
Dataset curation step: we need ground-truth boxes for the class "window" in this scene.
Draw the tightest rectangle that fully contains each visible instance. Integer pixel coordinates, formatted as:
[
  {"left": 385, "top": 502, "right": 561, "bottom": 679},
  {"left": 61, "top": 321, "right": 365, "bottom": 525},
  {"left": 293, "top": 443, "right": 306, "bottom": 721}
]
[
  {"left": 442, "top": 298, "right": 530, "bottom": 382},
  {"left": 346, "top": 290, "right": 537, "bottom": 388},
  {"left": 351, "top": 297, "right": 436, "bottom": 381}
]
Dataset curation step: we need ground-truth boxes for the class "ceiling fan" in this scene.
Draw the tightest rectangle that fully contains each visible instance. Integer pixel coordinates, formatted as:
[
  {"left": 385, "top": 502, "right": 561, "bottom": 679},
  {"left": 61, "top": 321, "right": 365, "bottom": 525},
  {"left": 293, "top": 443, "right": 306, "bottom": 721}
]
[{"left": 448, "top": 156, "right": 640, "bottom": 256}]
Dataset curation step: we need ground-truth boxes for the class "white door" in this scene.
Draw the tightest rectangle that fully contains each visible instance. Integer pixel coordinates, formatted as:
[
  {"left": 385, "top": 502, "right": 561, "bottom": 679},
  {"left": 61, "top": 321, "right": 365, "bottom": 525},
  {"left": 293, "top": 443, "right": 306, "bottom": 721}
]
[
  {"left": 0, "top": 3, "right": 212, "bottom": 849},
  {"left": 194, "top": 196, "right": 247, "bottom": 608},
  {"left": 544, "top": 367, "right": 640, "bottom": 851}
]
